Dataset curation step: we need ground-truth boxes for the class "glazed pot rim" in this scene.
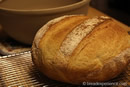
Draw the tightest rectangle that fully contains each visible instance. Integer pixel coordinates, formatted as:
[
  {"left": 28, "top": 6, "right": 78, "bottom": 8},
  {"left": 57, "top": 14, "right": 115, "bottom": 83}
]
[{"left": 0, "top": 0, "right": 90, "bottom": 15}]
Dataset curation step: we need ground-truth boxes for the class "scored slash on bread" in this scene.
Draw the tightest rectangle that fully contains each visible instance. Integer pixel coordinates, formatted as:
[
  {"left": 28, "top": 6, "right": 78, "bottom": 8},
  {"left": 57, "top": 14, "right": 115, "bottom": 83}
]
[{"left": 60, "top": 16, "right": 110, "bottom": 56}]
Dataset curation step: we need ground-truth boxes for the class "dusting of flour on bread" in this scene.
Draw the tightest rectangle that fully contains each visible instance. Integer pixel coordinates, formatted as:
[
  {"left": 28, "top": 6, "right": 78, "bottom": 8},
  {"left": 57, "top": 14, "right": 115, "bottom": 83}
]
[{"left": 60, "top": 16, "right": 110, "bottom": 56}]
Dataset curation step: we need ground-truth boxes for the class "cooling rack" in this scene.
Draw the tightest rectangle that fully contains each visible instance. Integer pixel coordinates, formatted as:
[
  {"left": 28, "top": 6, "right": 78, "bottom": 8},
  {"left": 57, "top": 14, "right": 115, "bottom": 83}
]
[{"left": 0, "top": 51, "right": 129, "bottom": 87}]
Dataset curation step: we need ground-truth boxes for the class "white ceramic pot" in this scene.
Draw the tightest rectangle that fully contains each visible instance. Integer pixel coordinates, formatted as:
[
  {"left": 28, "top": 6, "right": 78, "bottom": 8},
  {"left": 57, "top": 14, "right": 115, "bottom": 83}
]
[{"left": 0, "top": 0, "right": 91, "bottom": 44}]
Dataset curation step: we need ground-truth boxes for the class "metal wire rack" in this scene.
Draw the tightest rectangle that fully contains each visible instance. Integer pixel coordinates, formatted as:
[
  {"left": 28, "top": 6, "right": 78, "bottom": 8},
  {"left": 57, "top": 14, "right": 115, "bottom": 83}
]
[{"left": 0, "top": 51, "right": 129, "bottom": 87}]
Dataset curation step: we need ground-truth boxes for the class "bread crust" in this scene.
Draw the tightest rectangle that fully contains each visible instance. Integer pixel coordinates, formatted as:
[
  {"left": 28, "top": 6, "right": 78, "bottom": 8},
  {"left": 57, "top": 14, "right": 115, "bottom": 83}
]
[{"left": 32, "top": 15, "right": 130, "bottom": 84}]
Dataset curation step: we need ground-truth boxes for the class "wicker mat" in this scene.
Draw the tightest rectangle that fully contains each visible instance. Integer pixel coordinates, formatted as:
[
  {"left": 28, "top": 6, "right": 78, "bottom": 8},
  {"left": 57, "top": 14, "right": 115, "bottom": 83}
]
[{"left": 0, "top": 27, "right": 31, "bottom": 56}]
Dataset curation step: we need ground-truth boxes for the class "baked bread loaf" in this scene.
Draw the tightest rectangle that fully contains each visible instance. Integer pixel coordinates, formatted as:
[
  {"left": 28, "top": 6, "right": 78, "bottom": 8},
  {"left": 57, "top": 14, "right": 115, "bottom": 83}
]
[{"left": 32, "top": 15, "right": 130, "bottom": 84}]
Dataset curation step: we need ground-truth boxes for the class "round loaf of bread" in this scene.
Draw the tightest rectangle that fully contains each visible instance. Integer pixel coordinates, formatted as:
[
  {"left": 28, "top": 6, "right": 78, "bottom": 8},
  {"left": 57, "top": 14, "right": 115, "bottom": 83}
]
[{"left": 32, "top": 15, "right": 130, "bottom": 84}]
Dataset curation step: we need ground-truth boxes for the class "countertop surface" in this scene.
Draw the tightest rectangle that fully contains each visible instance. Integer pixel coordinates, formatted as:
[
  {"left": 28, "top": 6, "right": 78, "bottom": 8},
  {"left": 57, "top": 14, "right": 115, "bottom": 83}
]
[{"left": 87, "top": 7, "right": 130, "bottom": 31}]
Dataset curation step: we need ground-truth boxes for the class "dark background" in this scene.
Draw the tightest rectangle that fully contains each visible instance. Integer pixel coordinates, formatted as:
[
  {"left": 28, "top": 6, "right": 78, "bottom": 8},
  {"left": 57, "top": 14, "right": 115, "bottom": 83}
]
[{"left": 90, "top": 0, "right": 130, "bottom": 26}]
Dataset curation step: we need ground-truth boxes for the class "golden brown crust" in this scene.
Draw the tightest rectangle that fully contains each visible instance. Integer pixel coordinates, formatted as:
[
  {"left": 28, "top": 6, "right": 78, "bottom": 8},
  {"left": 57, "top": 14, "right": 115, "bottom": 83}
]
[
  {"left": 32, "top": 15, "right": 130, "bottom": 84},
  {"left": 60, "top": 16, "right": 110, "bottom": 56}
]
